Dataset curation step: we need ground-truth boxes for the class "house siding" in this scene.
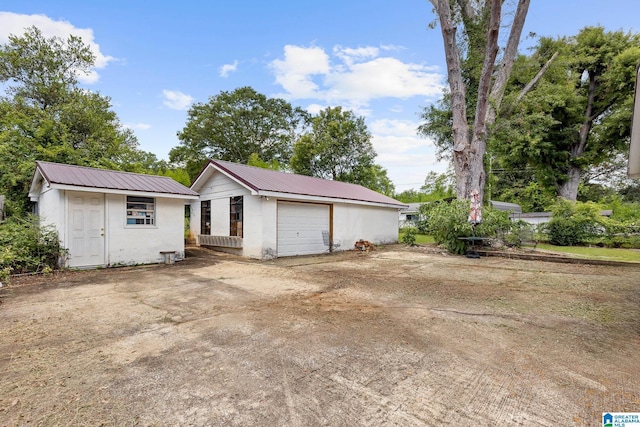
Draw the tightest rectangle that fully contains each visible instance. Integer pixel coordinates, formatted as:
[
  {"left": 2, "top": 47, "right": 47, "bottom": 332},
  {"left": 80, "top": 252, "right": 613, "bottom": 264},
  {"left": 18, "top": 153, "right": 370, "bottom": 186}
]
[
  {"left": 191, "top": 167, "right": 401, "bottom": 260},
  {"left": 333, "top": 203, "right": 399, "bottom": 248},
  {"left": 38, "top": 187, "right": 65, "bottom": 244},
  {"left": 107, "top": 194, "right": 186, "bottom": 265},
  {"left": 190, "top": 173, "right": 273, "bottom": 257}
]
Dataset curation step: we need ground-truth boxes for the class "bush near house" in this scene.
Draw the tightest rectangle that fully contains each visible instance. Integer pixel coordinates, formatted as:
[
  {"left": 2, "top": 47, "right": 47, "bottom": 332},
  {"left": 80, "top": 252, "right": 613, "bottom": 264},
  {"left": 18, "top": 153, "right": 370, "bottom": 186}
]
[
  {"left": 400, "top": 227, "right": 417, "bottom": 246},
  {"left": 540, "top": 199, "right": 640, "bottom": 248},
  {"left": 402, "top": 198, "right": 640, "bottom": 254},
  {"left": 0, "top": 215, "right": 66, "bottom": 282}
]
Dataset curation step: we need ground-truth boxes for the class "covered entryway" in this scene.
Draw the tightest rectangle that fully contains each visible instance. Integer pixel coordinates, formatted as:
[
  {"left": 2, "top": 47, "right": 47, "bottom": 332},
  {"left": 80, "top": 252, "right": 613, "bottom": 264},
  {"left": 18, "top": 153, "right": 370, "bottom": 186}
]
[
  {"left": 67, "top": 191, "right": 105, "bottom": 268},
  {"left": 277, "top": 202, "right": 330, "bottom": 256}
]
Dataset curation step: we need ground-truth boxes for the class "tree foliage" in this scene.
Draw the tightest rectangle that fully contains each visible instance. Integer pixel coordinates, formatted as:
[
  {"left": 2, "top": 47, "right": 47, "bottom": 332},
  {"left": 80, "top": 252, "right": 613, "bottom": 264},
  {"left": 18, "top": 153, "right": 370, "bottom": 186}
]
[
  {"left": 170, "top": 86, "right": 309, "bottom": 179},
  {"left": 290, "top": 106, "right": 394, "bottom": 195},
  {"left": 493, "top": 27, "right": 640, "bottom": 201},
  {"left": 0, "top": 27, "right": 158, "bottom": 214},
  {"left": 0, "top": 26, "right": 94, "bottom": 109}
]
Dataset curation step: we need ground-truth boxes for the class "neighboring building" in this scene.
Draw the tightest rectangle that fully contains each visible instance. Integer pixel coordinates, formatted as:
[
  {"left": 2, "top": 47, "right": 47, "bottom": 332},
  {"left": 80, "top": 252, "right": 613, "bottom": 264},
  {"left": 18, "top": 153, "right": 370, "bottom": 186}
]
[
  {"left": 490, "top": 200, "right": 522, "bottom": 215},
  {"left": 399, "top": 203, "right": 423, "bottom": 227},
  {"left": 490, "top": 200, "right": 612, "bottom": 226},
  {"left": 189, "top": 160, "right": 407, "bottom": 259},
  {"left": 29, "top": 161, "right": 198, "bottom": 268}
]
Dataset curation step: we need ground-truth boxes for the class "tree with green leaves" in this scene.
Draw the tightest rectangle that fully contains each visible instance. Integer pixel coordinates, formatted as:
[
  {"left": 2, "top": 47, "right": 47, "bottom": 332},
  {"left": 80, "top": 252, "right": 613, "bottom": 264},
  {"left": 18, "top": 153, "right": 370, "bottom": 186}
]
[
  {"left": 170, "top": 86, "right": 309, "bottom": 179},
  {"left": 424, "top": 0, "right": 530, "bottom": 206},
  {"left": 493, "top": 26, "right": 640, "bottom": 201},
  {"left": 290, "top": 106, "right": 394, "bottom": 195},
  {"left": 0, "top": 27, "right": 157, "bottom": 214}
]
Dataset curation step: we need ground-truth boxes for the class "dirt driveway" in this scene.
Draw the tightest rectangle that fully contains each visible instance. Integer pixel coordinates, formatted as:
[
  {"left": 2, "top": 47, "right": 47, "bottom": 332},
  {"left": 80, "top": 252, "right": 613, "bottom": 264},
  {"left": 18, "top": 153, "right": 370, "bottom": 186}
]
[{"left": 1, "top": 246, "right": 639, "bottom": 426}]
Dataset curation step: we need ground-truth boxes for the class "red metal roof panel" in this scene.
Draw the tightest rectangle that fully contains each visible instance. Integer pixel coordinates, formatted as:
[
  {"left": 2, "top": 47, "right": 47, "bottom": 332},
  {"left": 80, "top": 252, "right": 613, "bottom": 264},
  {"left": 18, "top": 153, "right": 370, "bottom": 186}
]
[
  {"left": 207, "top": 160, "right": 405, "bottom": 207},
  {"left": 36, "top": 161, "right": 198, "bottom": 197}
]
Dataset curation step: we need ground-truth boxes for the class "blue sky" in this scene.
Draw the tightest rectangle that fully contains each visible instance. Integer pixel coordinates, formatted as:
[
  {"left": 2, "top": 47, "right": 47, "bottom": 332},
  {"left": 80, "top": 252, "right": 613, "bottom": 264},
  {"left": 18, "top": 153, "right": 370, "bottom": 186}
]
[{"left": 1, "top": 1, "right": 639, "bottom": 191}]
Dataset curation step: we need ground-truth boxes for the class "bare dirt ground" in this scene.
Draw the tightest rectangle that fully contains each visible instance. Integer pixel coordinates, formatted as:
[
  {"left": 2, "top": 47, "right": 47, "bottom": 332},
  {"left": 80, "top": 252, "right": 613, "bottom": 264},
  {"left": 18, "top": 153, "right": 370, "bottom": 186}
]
[{"left": 0, "top": 245, "right": 639, "bottom": 426}]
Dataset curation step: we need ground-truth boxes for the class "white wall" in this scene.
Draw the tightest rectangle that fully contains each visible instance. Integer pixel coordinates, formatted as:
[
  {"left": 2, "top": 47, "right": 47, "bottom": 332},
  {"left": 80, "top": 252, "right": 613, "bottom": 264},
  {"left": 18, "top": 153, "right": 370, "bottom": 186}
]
[
  {"left": 106, "top": 194, "right": 186, "bottom": 265},
  {"left": 191, "top": 170, "right": 400, "bottom": 259},
  {"left": 333, "top": 204, "right": 400, "bottom": 249},
  {"left": 37, "top": 187, "right": 65, "bottom": 244},
  {"left": 257, "top": 198, "right": 278, "bottom": 259},
  {"left": 191, "top": 172, "right": 275, "bottom": 258}
]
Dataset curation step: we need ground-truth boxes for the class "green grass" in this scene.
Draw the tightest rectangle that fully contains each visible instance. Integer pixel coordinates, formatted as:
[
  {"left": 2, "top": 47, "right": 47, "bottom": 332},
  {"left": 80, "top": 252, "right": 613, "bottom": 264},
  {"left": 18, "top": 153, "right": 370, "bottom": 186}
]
[
  {"left": 398, "top": 231, "right": 435, "bottom": 245},
  {"left": 536, "top": 243, "right": 640, "bottom": 263},
  {"left": 398, "top": 231, "right": 640, "bottom": 263}
]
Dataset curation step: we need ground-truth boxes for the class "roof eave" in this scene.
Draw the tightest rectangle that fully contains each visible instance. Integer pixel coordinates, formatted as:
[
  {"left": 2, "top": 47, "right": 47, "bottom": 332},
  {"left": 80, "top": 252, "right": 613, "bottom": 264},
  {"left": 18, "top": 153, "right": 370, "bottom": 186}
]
[
  {"left": 49, "top": 183, "right": 199, "bottom": 199},
  {"left": 28, "top": 167, "right": 47, "bottom": 201},
  {"left": 256, "top": 190, "right": 407, "bottom": 209}
]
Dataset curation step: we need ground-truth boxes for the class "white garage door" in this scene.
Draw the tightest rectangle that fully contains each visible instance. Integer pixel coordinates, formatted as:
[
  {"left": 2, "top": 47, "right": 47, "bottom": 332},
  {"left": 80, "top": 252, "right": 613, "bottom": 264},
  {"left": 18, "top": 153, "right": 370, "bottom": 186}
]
[{"left": 277, "top": 202, "right": 330, "bottom": 257}]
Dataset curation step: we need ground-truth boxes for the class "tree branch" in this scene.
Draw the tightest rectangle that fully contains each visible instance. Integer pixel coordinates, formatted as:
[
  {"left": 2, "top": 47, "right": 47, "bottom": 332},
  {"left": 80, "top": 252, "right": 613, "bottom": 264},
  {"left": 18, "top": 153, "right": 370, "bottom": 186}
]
[
  {"left": 473, "top": 0, "right": 501, "bottom": 141},
  {"left": 433, "top": 0, "right": 469, "bottom": 153},
  {"left": 486, "top": 0, "right": 530, "bottom": 125},
  {"left": 506, "top": 51, "right": 559, "bottom": 115}
]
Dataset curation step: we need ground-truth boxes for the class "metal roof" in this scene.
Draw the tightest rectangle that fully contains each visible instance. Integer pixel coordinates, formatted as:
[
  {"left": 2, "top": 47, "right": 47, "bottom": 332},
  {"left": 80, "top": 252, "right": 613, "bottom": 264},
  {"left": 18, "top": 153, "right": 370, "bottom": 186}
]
[
  {"left": 193, "top": 159, "right": 406, "bottom": 207},
  {"left": 490, "top": 200, "right": 522, "bottom": 213},
  {"left": 35, "top": 161, "right": 198, "bottom": 197}
]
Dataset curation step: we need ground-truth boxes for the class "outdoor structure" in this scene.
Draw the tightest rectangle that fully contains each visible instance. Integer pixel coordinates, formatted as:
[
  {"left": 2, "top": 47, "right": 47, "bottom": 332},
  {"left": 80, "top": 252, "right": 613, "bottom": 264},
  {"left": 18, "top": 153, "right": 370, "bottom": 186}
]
[
  {"left": 189, "top": 160, "right": 407, "bottom": 259},
  {"left": 399, "top": 202, "right": 423, "bottom": 227},
  {"left": 490, "top": 200, "right": 612, "bottom": 226},
  {"left": 29, "top": 161, "right": 198, "bottom": 268}
]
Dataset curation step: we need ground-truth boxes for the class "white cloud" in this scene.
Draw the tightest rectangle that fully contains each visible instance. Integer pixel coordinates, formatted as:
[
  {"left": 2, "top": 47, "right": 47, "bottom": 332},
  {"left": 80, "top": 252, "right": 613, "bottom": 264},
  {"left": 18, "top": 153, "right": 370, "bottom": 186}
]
[
  {"left": 333, "top": 45, "right": 379, "bottom": 66},
  {"left": 269, "top": 44, "right": 444, "bottom": 111},
  {"left": 123, "top": 123, "right": 151, "bottom": 131},
  {"left": 370, "top": 119, "right": 432, "bottom": 153},
  {"left": 0, "top": 12, "right": 115, "bottom": 84},
  {"left": 162, "top": 90, "right": 194, "bottom": 110},
  {"left": 305, "top": 103, "right": 326, "bottom": 115},
  {"left": 219, "top": 60, "right": 239, "bottom": 77},
  {"left": 368, "top": 118, "right": 447, "bottom": 192},
  {"left": 270, "top": 45, "right": 330, "bottom": 98}
]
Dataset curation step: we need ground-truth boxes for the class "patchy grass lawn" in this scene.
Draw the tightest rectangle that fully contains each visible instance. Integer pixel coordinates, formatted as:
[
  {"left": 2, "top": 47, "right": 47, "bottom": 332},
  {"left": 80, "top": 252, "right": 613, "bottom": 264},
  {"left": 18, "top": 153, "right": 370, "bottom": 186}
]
[
  {"left": 537, "top": 243, "right": 640, "bottom": 263},
  {"left": 398, "top": 231, "right": 640, "bottom": 263}
]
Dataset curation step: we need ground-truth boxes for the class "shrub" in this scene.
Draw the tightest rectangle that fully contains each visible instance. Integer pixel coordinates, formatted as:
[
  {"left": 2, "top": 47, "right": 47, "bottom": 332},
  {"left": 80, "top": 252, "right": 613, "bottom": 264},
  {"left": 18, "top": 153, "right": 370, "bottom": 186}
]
[
  {"left": 0, "top": 214, "right": 66, "bottom": 281},
  {"left": 401, "top": 227, "right": 417, "bottom": 246},
  {"left": 424, "top": 200, "right": 472, "bottom": 254},
  {"left": 474, "top": 207, "right": 511, "bottom": 238},
  {"left": 545, "top": 199, "right": 602, "bottom": 246}
]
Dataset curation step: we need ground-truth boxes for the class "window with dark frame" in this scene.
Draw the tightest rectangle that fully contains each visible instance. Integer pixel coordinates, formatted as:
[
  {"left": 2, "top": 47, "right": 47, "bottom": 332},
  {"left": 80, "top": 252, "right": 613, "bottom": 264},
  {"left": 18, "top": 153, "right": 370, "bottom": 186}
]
[
  {"left": 126, "top": 196, "right": 155, "bottom": 225},
  {"left": 201, "top": 200, "right": 211, "bottom": 235},
  {"left": 230, "top": 196, "right": 243, "bottom": 237}
]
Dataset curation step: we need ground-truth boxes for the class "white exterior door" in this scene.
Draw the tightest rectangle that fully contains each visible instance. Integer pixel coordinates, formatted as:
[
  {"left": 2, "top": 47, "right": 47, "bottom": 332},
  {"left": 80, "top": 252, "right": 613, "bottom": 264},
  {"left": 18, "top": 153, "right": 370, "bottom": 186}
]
[
  {"left": 67, "top": 192, "right": 105, "bottom": 267},
  {"left": 277, "top": 202, "right": 330, "bottom": 257}
]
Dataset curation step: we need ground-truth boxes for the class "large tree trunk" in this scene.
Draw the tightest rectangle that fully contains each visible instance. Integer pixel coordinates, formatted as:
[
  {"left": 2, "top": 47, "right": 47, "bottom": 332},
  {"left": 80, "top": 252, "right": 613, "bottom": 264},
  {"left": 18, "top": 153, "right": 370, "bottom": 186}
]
[
  {"left": 433, "top": 0, "right": 471, "bottom": 199},
  {"left": 557, "top": 70, "right": 597, "bottom": 200},
  {"left": 558, "top": 167, "right": 582, "bottom": 200},
  {"left": 431, "top": 0, "right": 530, "bottom": 206}
]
